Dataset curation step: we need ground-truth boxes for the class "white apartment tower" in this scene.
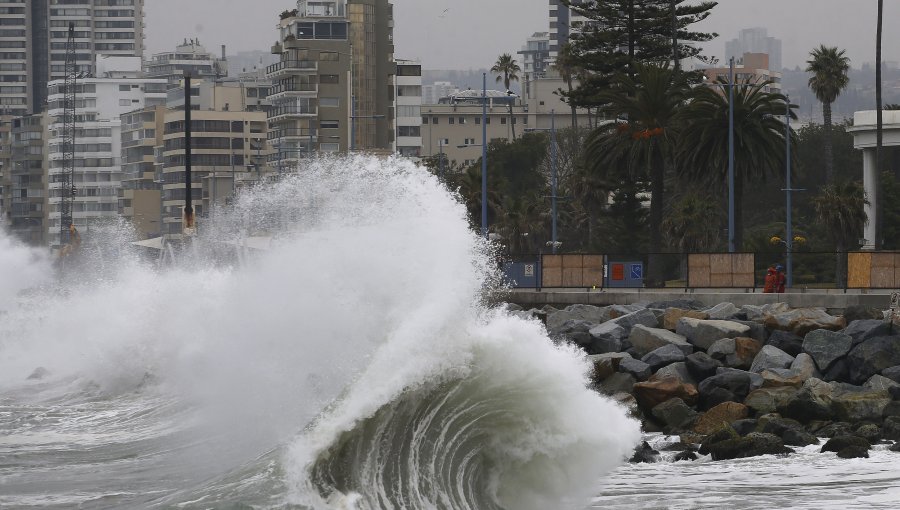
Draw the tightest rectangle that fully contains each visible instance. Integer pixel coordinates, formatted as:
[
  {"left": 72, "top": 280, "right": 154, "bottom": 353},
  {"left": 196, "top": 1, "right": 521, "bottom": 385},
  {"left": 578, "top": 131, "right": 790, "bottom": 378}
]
[
  {"left": 549, "top": 0, "right": 588, "bottom": 60},
  {"left": 0, "top": 0, "right": 145, "bottom": 115},
  {"left": 394, "top": 59, "right": 421, "bottom": 159},
  {"left": 46, "top": 57, "right": 165, "bottom": 248},
  {"left": 145, "top": 39, "right": 228, "bottom": 89}
]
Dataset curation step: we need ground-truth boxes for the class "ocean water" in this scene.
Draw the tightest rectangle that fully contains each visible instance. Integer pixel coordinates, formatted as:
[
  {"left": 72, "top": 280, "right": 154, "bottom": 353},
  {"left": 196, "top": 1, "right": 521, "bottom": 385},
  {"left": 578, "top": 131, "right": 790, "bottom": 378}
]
[{"left": 0, "top": 155, "right": 640, "bottom": 509}]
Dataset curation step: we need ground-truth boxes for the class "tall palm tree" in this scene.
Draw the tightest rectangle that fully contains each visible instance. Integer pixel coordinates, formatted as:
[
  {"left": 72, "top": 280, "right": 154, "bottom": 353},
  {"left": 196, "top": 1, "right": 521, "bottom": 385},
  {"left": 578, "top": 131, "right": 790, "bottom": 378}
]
[
  {"left": 679, "top": 79, "right": 795, "bottom": 251},
  {"left": 450, "top": 164, "right": 503, "bottom": 231},
  {"left": 496, "top": 194, "right": 547, "bottom": 255},
  {"left": 491, "top": 53, "right": 521, "bottom": 139},
  {"left": 806, "top": 45, "right": 850, "bottom": 186},
  {"left": 663, "top": 191, "right": 723, "bottom": 253},
  {"left": 585, "top": 63, "right": 692, "bottom": 283},
  {"left": 876, "top": 0, "right": 884, "bottom": 249},
  {"left": 812, "top": 181, "right": 868, "bottom": 287}
]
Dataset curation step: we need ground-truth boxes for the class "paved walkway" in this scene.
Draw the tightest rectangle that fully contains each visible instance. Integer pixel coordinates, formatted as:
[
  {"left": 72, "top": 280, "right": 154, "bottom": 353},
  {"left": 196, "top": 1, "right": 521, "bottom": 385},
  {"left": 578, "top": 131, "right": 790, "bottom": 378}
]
[{"left": 503, "top": 288, "right": 893, "bottom": 311}]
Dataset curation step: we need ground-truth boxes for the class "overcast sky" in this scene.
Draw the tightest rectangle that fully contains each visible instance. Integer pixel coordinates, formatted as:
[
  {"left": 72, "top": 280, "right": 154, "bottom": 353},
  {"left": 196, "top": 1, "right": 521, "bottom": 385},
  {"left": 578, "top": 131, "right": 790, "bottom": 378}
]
[{"left": 145, "top": 0, "right": 899, "bottom": 71}]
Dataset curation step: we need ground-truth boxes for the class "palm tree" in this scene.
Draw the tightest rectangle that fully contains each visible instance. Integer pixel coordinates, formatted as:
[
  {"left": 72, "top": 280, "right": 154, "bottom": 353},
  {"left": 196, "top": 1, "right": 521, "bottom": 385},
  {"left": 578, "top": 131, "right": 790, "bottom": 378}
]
[
  {"left": 496, "top": 194, "right": 547, "bottom": 255},
  {"left": 449, "top": 164, "right": 503, "bottom": 231},
  {"left": 679, "top": 78, "right": 795, "bottom": 251},
  {"left": 491, "top": 53, "right": 521, "bottom": 139},
  {"left": 663, "top": 191, "right": 724, "bottom": 253},
  {"left": 876, "top": 0, "right": 884, "bottom": 249},
  {"left": 812, "top": 181, "right": 868, "bottom": 287},
  {"left": 585, "top": 63, "right": 692, "bottom": 283},
  {"left": 806, "top": 46, "right": 850, "bottom": 186}
]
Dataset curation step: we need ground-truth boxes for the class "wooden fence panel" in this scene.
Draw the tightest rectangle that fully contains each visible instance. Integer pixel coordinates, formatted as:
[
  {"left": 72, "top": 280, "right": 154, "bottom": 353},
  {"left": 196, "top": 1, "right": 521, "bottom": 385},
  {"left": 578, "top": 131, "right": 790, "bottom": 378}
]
[{"left": 847, "top": 252, "right": 871, "bottom": 288}]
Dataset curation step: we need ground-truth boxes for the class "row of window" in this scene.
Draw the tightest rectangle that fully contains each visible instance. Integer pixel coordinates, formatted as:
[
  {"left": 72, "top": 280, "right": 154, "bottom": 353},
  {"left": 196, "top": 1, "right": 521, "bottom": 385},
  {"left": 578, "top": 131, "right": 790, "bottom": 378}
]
[{"left": 422, "top": 115, "right": 527, "bottom": 125}]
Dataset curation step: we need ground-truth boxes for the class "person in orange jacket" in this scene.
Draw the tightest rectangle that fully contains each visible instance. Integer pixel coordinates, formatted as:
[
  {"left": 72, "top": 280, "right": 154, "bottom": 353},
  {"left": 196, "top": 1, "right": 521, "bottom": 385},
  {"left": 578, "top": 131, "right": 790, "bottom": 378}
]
[
  {"left": 775, "top": 264, "right": 786, "bottom": 293},
  {"left": 763, "top": 265, "right": 778, "bottom": 293}
]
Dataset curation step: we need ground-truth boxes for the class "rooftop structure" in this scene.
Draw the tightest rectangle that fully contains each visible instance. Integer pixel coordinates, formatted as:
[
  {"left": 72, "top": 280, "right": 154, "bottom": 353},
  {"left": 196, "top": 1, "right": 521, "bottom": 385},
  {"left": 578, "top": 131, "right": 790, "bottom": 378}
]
[{"left": 145, "top": 39, "right": 229, "bottom": 89}]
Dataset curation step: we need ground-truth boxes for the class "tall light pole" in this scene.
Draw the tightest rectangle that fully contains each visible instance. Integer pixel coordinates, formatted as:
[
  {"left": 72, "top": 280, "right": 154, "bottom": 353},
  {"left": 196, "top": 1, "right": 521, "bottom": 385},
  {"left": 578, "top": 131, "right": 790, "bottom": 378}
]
[
  {"left": 727, "top": 56, "right": 735, "bottom": 253},
  {"left": 785, "top": 94, "right": 793, "bottom": 288},
  {"left": 550, "top": 110, "right": 558, "bottom": 253},
  {"left": 438, "top": 137, "right": 445, "bottom": 179},
  {"left": 481, "top": 72, "right": 488, "bottom": 239}
]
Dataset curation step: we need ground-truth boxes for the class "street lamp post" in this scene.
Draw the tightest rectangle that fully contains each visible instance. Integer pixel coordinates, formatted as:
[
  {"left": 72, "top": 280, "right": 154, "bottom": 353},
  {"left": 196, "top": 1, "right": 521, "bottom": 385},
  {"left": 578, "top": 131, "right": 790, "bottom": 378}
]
[
  {"left": 785, "top": 94, "right": 793, "bottom": 288},
  {"left": 481, "top": 72, "right": 488, "bottom": 239},
  {"left": 438, "top": 137, "right": 445, "bottom": 179},
  {"left": 727, "top": 56, "right": 735, "bottom": 253}
]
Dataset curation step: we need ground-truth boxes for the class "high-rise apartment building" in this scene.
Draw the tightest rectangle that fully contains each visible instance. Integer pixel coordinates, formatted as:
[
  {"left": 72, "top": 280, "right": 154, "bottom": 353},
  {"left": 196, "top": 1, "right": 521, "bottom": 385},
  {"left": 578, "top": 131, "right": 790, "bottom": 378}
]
[
  {"left": 45, "top": 57, "right": 165, "bottom": 248},
  {"left": 145, "top": 39, "right": 228, "bottom": 89},
  {"left": 518, "top": 32, "right": 550, "bottom": 96},
  {"left": 267, "top": 0, "right": 395, "bottom": 168},
  {"left": 394, "top": 59, "right": 421, "bottom": 159},
  {"left": 549, "top": 0, "right": 588, "bottom": 60},
  {"left": 0, "top": 0, "right": 145, "bottom": 115},
  {"left": 725, "top": 28, "right": 782, "bottom": 71},
  {"left": 7, "top": 112, "right": 48, "bottom": 245}
]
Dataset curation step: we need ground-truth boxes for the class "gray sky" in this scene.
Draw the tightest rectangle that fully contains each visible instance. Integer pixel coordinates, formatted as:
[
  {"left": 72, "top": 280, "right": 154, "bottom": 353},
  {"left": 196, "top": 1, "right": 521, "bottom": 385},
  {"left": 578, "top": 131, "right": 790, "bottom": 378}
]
[{"left": 145, "top": 0, "right": 899, "bottom": 70}]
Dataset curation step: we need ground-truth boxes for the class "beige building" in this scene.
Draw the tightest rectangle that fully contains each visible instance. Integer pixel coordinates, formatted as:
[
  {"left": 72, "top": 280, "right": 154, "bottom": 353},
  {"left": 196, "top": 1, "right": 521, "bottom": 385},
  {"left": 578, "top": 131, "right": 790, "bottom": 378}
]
[
  {"left": 268, "top": 0, "right": 396, "bottom": 168},
  {"left": 703, "top": 52, "right": 782, "bottom": 93},
  {"left": 119, "top": 105, "right": 165, "bottom": 240}
]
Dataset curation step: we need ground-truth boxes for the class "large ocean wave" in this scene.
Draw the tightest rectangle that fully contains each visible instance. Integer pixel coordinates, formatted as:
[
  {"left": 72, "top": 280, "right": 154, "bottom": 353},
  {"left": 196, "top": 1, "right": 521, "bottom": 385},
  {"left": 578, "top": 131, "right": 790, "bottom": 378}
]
[{"left": 0, "top": 155, "right": 640, "bottom": 509}]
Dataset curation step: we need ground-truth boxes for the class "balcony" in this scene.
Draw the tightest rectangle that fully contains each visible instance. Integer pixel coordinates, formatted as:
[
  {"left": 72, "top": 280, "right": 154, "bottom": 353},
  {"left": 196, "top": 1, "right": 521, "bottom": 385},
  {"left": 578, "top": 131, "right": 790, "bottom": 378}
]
[
  {"left": 266, "top": 60, "right": 318, "bottom": 77},
  {"left": 268, "top": 82, "right": 318, "bottom": 100},
  {"left": 267, "top": 106, "right": 318, "bottom": 122},
  {"left": 268, "top": 128, "right": 317, "bottom": 140}
]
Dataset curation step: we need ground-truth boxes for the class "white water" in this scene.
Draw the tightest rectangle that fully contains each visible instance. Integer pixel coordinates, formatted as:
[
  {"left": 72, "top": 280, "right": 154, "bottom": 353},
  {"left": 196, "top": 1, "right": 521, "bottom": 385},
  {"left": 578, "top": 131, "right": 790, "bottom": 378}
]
[{"left": 0, "top": 155, "right": 641, "bottom": 509}]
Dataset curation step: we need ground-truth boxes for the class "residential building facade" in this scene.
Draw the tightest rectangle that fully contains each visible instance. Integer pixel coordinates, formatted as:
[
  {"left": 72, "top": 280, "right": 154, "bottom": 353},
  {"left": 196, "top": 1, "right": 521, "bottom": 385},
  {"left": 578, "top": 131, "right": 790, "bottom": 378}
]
[
  {"left": 7, "top": 112, "right": 48, "bottom": 245},
  {"left": 703, "top": 52, "right": 782, "bottom": 93},
  {"left": 394, "top": 59, "right": 421, "bottom": 158},
  {"left": 518, "top": 32, "right": 551, "bottom": 96},
  {"left": 422, "top": 81, "right": 458, "bottom": 106},
  {"left": 118, "top": 105, "right": 164, "bottom": 239},
  {"left": 725, "top": 28, "right": 782, "bottom": 71},
  {"left": 145, "top": 39, "right": 228, "bottom": 89},
  {"left": 549, "top": 0, "right": 588, "bottom": 60}
]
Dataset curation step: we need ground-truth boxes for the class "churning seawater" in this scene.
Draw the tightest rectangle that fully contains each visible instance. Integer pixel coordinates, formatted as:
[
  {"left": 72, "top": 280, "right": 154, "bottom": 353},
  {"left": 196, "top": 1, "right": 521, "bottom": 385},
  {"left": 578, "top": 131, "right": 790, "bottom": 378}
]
[{"left": 0, "top": 155, "right": 641, "bottom": 509}]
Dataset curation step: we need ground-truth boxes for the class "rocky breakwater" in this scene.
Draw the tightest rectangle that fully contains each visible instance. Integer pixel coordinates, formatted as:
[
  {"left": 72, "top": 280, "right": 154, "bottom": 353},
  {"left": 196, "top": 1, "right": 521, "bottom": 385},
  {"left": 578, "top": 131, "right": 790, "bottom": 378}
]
[{"left": 511, "top": 300, "right": 900, "bottom": 463}]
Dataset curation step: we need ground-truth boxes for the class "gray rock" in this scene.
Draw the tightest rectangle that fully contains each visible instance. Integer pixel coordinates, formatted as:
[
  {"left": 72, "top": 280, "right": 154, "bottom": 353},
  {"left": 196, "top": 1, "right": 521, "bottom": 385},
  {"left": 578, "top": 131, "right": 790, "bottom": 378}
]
[
  {"left": 732, "top": 418, "right": 758, "bottom": 436},
  {"left": 599, "top": 372, "right": 637, "bottom": 395},
  {"left": 707, "top": 337, "right": 736, "bottom": 362},
  {"left": 782, "top": 428, "right": 819, "bottom": 447},
  {"left": 629, "top": 325, "right": 693, "bottom": 357},
  {"left": 842, "top": 319, "right": 892, "bottom": 346},
  {"left": 802, "top": 330, "right": 853, "bottom": 372},
  {"left": 618, "top": 357, "right": 652, "bottom": 381},
  {"left": 846, "top": 336, "right": 900, "bottom": 385},
  {"left": 766, "top": 330, "right": 804, "bottom": 357},
  {"left": 882, "top": 401, "right": 900, "bottom": 419},
  {"left": 641, "top": 344, "right": 686, "bottom": 371},
  {"left": 741, "top": 302, "right": 790, "bottom": 321},
  {"left": 676, "top": 318, "right": 751, "bottom": 351},
  {"left": 733, "top": 320, "right": 769, "bottom": 344},
  {"left": 865, "top": 374, "right": 900, "bottom": 392},
  {"left": 744, "top": 386, "right": 798, "bottom": 415},
  {"left": 830, "top": 384, "right": 891, "bottom": 422},
  {"left": 706, "top": 302, "right": 740, "bottom": 320},
  {"left": 884, "top": 416, "right": 900, "bottom": 441},
  {"left": 717, "top": 367, "right": 764, "bottom": 391},
  {"left": 791, "top": 353, "right": 821, "bottom": 380},
  {"left": 547, "top": 304, "right": 611, "bottom": 332},
  {"left": 699, "top": 370, "right": 755, "bottom": 409},
  {"left": 883, "top": 365, "right": 900, "bottom": 383},
  {"left": 651, "top": 397, "right": 699, "bottom": 430},
  {"left": 646, "top": 299, "right": 705, "bottom": 310},
  {"left": 751, "top": 345, "right": 795, "bottom": 374},
  {"left": 843, "top": 305, "right": 886, "bottom": 323},
  {"left": 780, "top": 378, "right": 836, "bottom": 423},
  {"left": 652, "top": 361, "right": 697, "bottom": 386},
  {"left": 551, "top": 319, "right": 594, "bottom": 346},
  {"left": 587, "top": 321, "right": 627, "bottom": 354},
  {"left": 610, "top": 304, "right": 644, "bottom": 318},
  {"left": 685, "top": 351, "right": 723, "bottom": 380},
  {"left": 821, "top": 435, "right": 871, "bottom": 455}
]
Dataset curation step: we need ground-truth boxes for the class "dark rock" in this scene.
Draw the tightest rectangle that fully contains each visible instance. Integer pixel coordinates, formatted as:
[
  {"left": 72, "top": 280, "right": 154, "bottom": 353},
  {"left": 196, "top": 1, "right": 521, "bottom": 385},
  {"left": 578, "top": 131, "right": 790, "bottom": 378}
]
[
  {"left": 883, "top": 401, "right": 900, "bottom": 419},
  {"left": 674, "top": 451, "right": 699, "bottom": 461},
  {"left": 647, "top": 299, "right": 705, "bottom": 311},
  {"left": 780, "top": 378, "right": 836, "bottom": 423},
  {"left": 891, "top": 442, "right": 900, "bottom": 452},
  {"left": 651, "top": 361, "right": 697, "bottom": 386},
  {"left": 27, "top": 367, "right": 49, "bottom": 380},
  {"left": 782, "top": 428, "right": 819, "bottom": 446},
  {"left": 609, "top": 304, "right": 645, "bottom": 319},
  {"left": 651, "top": 397, "right": 699, "bottom": 431},
  {"left": 641, "top": 344, "right": 687, "bottom": 371},
  {"left": 732, "top": 418, "right": 758, "bottom": 436},
  {"left": 843, "top": 306, "right": 885, "bottom": 323},
  {"left": 676, "top": 318, "right": 751, "bottom": 351},
  {"left": 698, "top": 425, "right": 740, "bottom": 455},
  {"left": 629, "top": 441, "right": 660, "bottom": 463},
  {"left": 619, "top": 357, "right": 652, "bottom": 381},
  {"left": 632, "top": 376, "right": 699, "bottom": 410},
  {"left": 883, "top": 365, "right": 900, "bottom": 383},
  {"left": 717, "top": 368, "right": 764, "bottom": 390},
  {"left": 611, "top": 309, "right": 659, "bottom": 335},
  {"left": 699, "top": 371, "right": 755, "bottom": 409},
  {"left": 630, "top": 326, "right": 693, "bottom": 357},
  {"left": 733, "top": 320, "right": 769, "bottom": 344},
  {"left": 891, "top": 386, "right": 900, "bottom": 400},
  {"left": 547, "top": 304, "right": 611, "bottom": 332},
  {"left": 660, "top": 441, "right": 697, "bottom": 452},
  {"left": 846, "top": 336, "right": 900, "bottom": 385},
  {"left": 830, "top": 384, "right": 891, "bottom": 422},
  {"left": 842, "top": 319, "right": 892, "bottom": 346},
  {"left": 686, "top": 351, "right": 723, "bottom": 380},
  {"left": 707, "top": 432, "right": 793, "bottom": 460},
  {"left": 599, "top": 373, "right": 637, "bottom": 395},
  {"left": 751, "top": 345, "right": 795, "bottom": 374},
  {"left": 822, "top": 359, "right": 849, "bottom": 383},
  {"left": 821, "top": 435, "right": 871, "bottom": 455},
  {"left": 766, "top": 330, "right": 804, "bottom": 357},
  {"left": 884, "top": 416, "right": 900, "bottom": 441},
  {"left": 745, "top": 387, "right": 798, "bottom": 415},
  {"left": 707, "top": 338, "right": 735, "bottom": 362},
  {"left": 694, "top": 402, "right": 749, "bottom": 434},
  {"left": 587, "top": 322, "right": 627, "bottom": 354},
  {"left": 642, "top": 419, "right": 665, "bottom": 433},
  {"left": 837, "top": 445, "right": 870, "bottom": 458},
  {"left": 817, "top": 422, "right": 853, "bottom": 438},
  {"left": 803, "top": 330, "right": 853, "bottom": 372},
  {"left": 588, "top": 356, "right": 616, "bottom": 382},
  {"left": 854, "top": 423, "right": 881, "bottom": 442},
  {"left": 760, "top": 416, "right": 804, "bottom": 437}
]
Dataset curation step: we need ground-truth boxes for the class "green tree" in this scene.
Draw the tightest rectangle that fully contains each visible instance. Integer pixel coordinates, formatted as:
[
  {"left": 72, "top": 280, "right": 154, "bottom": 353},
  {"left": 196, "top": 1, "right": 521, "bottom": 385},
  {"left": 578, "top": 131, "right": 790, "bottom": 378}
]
[
  {"left": 806, "top": 45, "right": 850, "bottom": 185},
  {"left": 554, "top": 43, "right": 581, "bottom": 128},
  {"left": 491, "top": 53, "right": 521, "bottom": 139},
  {"left": 678, "top": 79, "right": 795, "bottom": 251},
  {"left": 662, "top": 191, "right": 723, "bottom": 252},
  {"left": 812, "top": 181, "right": 868, "bottom": 287},
  {"left": 585, "top": 64, "right": 691, "bottom": 274}
]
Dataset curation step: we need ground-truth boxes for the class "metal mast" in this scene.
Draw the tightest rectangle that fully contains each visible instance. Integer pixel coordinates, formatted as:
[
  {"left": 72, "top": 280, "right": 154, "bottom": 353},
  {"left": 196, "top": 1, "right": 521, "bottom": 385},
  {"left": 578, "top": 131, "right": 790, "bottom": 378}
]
[{"left": 59, "top": 22, "right": 77, "bottom": 246}]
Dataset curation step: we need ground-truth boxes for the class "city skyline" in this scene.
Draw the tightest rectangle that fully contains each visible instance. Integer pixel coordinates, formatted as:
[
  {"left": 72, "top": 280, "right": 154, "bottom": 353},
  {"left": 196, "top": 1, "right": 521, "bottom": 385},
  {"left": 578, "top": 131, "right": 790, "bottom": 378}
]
[{"left": 144, "top": 0, "right": 900, "bottom": 71}]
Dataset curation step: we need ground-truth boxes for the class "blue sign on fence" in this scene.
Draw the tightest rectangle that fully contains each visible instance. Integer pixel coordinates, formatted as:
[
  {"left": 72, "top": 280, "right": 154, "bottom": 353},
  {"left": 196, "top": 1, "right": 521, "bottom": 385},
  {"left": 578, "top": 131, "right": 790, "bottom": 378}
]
[{"left": 630, "top": 263, "right": 643, "bottom": 280}]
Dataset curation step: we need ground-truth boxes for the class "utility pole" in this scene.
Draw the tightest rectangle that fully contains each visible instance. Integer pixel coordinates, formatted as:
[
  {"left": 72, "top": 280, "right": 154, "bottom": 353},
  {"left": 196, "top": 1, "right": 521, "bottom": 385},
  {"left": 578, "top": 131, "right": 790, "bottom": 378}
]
[
  {"left": 183, "top": 70, "right": 195, "bottom": 237},
  {"left": 727, "top": 57, "right": 735, "bottom": 253},
  {"left": 481, "top": 72, "right": 488, "bottom": 239}
]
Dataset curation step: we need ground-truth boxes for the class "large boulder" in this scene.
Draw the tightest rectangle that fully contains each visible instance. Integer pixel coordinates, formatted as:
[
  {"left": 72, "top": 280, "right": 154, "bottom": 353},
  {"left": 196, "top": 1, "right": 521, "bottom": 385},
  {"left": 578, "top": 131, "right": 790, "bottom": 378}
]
[
  {"left": 764, "top": 307, "right": 846, "bottom": 336},
  {"left": 651, "top": 397, "right": 699, "bottom": 431},
  {"left": 707, "top": 338, "right": 736, "bottom": 362},
  {"left": 883, "top": 416, "right": 900, "bottom": 441},
  {"left": 551, "top": 320, "right": 595, "bottom": 346},
  {"left": 547, "top": 304, "right": 611, "bottom": 332},
  {"left": 618, "top": 357, "right": 652, "bottom": 381},
  {"left": 732, "top": 320, "right": 769, "bottom": 344},
  {"left": 846, "top": 336, "right": 900, "bottom": 384},
  {"left": 744, "top": 386, "right": 798, "bottom": 415},
  {"left": 685, "top": 351, "right": 723, "bottom": 380},
  {"left": 641, "top": 344, "right": 687, "bottom": 371},
  {"left": 610, "top": 308, "right": 660, "bottom": 335},
  {"left": 830, "top": 384, "right": 892, "bottom": 422},
  {"left": 820, "top": 435, "right": 871, "bottom": 456},
  {"left": 599, "top": 372, "right": 637, "bottom": 395},
  {"left": 708, "top": 337, "right": 762, "bottom": 370},
  {"left": 629, "top": 441, "right": 660, "bottom": 463},
  {"left": 865, "top": 374, "right": 900, "bottom": 392},
  {"left": 676, "top": 318, "right": 751, "bottom": 351},
  {"left": 587, "top": 322, "right": 627, "bottom": 354},
  {"left": 779, "top": 378, "right": 836, "bottom": 423},
  {"left": 609, "top": 304, "right": 644, "bottom": 319},
  {"left": 698, "top": 370, "right": 755, "bottom": 409},
  {"left": 651, "top": 361, "right": 697, "bottom": 386},
  {"left": 588, "top": 356, "right": 616, "bottom": 382},
  {"left": 843, "top": 305, "right": 886, "bottom": 323},
  {"left": 751, "top": 345, "right": 795, "bottom": 374},
  {"left": 741, "top": 302, "right": 790, "bottom": 322},
  {"left": 841, "top": 319, "right": 892, "bottom": 346},
  {"left": 629, "top": 325, "right": 693, "bottom": 357},
  {"left": 766, "top": 330, "right": 804, "bottom": 357},
  {"left": 883, "top": 365, "right": 900, "bottom": 383},
  {"left": 759, "top": 354, "right": 819, "bottom": 389},
  {"left": 706, "top": 302, "right": 740, "bottom": 320},
  {"left": 693, "top": 402, "right": 749, "bottom": 434},
  {"left": 707, "top": 432, "right": 792, "bottom": 461},
  {"left": 802, "top": 329, "right": 853, "bottom": 372},
  {"left": 632, "top": 376, "right": 699, "bottom": 410},
  {"left": 663, "top": 308, "right": 709, "bottom": 331}
]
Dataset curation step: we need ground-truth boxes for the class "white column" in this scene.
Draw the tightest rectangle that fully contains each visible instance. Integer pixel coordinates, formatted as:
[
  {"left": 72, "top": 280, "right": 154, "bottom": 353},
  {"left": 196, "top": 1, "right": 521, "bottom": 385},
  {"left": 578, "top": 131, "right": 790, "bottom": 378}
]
[{"left": 863, "top": 147, "right": 877, "bottom": 250}]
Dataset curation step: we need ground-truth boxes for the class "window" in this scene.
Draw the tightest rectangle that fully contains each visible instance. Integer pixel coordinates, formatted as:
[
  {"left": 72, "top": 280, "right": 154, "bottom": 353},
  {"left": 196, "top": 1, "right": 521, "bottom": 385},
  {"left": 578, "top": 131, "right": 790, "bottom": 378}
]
[
  {"left": 319, "top": 51, "right": 339, "bottom": 61},
  {"left": 475, "top": 117, "right": 480, "bottom": 125},
  {"left": 320, "top": 74, "right": 340, "bottom": 84},
  {"left": 422, "top": 116, "right": 428, "bottom": 125},
  {"left": 397, "top": 85, "right": 421, "bottom": 97},
  {"left": 431, "top": 116, "right": 438, "bottom": 124},
  {"left": 320, "top": 97, "right": 339, "bottom": 107},
  {"left": 501, "top": 117, "right": 507, "bottom": 124},
  {"left": 119, "top": 99, "right": 131, "bottom": 106},
  {"left": 320, "top": 120, "right": 339, "bottom": 129},
  {"left": 448, "top": 117, "right": 454, "bottom": 125},
  {"left": 397, "top": 105, "right": 420, "bottom": 117},
  {"left": 397, "top": 65, "right": 421, "bottom": 77},
  {"left": 398, "top": 126, "right": 420, "bottom": 137},
  {"left": 320, "top": 143, "right": 339, "bottom": 152}
]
